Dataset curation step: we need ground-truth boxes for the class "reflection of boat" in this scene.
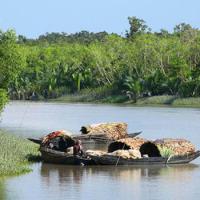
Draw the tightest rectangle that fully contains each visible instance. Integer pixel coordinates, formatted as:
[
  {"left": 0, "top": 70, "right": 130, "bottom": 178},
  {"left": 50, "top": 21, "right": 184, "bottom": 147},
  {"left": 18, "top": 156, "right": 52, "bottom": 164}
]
[
  {"left": 40, "top": 147, "right": 95, "bottom": 165},
  {"left": 40, "top": 163, "right": 199, "bottom": 186},
  {"left": 89, "top": 151, "right": 200, "bottom": 165}
]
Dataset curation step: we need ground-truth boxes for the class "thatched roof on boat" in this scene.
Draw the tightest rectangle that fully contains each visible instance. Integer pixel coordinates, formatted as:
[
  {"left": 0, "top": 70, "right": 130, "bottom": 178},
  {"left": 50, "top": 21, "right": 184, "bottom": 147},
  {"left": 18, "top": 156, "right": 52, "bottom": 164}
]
[
  {"left": 42, "top": 130, "right": 74, "bottom": 145},
  {"left": 154, "top": 138, "right": 195, "bottom": 155},
  {"left": 108, "top": 137, "right": 147, "bottom": 152},
  {"left": 80, "top": 122, "right": 128, "bottom": 140},
  {"left": 108, "top": 137, "right": 195, "bottom": 157}
]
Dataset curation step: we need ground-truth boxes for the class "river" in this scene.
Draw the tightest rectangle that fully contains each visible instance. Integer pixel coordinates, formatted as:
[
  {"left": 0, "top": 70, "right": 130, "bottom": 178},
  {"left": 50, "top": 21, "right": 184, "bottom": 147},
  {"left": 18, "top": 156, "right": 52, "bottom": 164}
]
[{"left": 0, "top": 101, "right": 200, "bottom": 200}]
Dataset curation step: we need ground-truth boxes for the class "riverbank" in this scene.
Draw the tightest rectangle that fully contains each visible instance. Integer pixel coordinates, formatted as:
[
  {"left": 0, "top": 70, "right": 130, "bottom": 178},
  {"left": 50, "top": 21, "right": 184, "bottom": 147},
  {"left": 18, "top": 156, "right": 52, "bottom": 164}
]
[
  {"left": 0, "top": 131, "right": 40, "bottom": 177},
  {"left": 52, "top": 94, "right": 200, "bottom": 108}
]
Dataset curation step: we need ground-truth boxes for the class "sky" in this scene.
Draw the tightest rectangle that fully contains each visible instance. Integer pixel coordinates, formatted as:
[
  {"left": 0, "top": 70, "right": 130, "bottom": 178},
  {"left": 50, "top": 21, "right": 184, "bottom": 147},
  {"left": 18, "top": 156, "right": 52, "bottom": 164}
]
[{"left": 0, "top": 0, "right": 199, "bottom": 38}]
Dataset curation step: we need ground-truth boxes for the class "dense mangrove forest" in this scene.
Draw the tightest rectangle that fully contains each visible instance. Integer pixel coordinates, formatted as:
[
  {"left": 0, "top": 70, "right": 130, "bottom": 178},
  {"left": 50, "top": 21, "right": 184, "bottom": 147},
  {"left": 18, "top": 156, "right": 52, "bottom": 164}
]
[{"left": 1, "top": 17, "right": 200, "bottom": 107}]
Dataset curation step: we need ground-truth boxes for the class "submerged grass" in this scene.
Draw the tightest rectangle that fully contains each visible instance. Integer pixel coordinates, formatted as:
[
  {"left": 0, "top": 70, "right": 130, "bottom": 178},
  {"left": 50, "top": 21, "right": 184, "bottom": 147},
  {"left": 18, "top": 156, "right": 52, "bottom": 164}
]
[{"left": 0, "top": 131, "right": 40, "bottom": 177}]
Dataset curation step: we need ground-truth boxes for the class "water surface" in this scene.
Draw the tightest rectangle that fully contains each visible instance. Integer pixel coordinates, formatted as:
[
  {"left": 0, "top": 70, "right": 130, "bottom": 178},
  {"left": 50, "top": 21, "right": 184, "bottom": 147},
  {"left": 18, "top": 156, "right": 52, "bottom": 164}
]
[{"left": 0, "top": 101, "right": 200, "bottom": 200}]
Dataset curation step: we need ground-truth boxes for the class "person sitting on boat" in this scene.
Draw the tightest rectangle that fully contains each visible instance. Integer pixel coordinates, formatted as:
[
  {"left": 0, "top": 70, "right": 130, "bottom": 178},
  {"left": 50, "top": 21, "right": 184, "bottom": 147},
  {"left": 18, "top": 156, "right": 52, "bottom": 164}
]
[
  {"left": 73, "top": 140, "right": 83, "bottom": 156},
  {"left": 58, "top": 136, "right": 68, "bottom": 152}
]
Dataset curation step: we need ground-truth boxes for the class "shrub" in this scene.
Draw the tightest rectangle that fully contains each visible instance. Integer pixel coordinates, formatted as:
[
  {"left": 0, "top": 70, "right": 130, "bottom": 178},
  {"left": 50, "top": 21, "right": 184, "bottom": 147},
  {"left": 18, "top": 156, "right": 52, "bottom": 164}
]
[{"left": 0, "top": 89, "right": 8, "bottom": 113}]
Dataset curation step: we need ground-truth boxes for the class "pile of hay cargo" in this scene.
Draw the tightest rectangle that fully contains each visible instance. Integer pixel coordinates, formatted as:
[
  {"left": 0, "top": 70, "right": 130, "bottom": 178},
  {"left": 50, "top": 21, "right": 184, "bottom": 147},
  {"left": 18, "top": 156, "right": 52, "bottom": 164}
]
[
  {"left": 154, "top": 138, "right": 195, "bottom": 156},
  {"left": 80, "top": 122, "right": 128, "bottom": 140},
  {"left": 86, "top": 137, "right": 196, "bottom": 159}
]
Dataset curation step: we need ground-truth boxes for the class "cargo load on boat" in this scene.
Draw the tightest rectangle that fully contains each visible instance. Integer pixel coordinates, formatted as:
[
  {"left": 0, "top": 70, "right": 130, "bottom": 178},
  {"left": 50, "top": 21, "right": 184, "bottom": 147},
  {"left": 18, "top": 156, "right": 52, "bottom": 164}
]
[{"left": 86, "top": 137, "right": 200, "bottom": 165}]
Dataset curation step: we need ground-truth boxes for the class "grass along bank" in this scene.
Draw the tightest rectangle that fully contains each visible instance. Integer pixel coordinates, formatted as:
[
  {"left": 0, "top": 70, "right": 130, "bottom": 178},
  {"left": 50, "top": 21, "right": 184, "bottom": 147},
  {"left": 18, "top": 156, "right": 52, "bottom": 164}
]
[
  {"left": 135, "top": 96, "right": 200, "bottom": 107},
  {"left": 53, "top": 92, "right": 200, "bottom": 107},
  {"left": 0, "top": 131, "right": 40, "bottom": 177}
]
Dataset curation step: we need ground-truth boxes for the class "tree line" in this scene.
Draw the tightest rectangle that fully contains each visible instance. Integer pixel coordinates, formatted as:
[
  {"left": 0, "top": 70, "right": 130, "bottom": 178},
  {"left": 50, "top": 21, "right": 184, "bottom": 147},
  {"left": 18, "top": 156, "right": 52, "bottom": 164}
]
[{"left": 1, "top": 16, "right": 200, "bottom": 106}]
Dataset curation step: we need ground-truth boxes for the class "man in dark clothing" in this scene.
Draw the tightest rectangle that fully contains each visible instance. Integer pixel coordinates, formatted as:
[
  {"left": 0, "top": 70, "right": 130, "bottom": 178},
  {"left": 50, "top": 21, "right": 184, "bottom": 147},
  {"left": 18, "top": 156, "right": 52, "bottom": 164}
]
[{"left": 58, "top": 137, "right": 68, "bottom": 151}]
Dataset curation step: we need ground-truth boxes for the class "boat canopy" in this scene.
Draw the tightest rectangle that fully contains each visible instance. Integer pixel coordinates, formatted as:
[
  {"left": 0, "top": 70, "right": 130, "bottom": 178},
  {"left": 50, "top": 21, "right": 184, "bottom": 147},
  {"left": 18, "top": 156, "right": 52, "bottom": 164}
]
[
  {"left": 108, "top": 137, "right": 196, "bottom": 157},
  {"left": 108, "top": 137, "right": 147, "bottom": 152},
  {"left": 42, "top": 130, "right": 75, "bottom": 147},
  {"left": 154, "top": 138, "right": 195, "bottom": 155}
]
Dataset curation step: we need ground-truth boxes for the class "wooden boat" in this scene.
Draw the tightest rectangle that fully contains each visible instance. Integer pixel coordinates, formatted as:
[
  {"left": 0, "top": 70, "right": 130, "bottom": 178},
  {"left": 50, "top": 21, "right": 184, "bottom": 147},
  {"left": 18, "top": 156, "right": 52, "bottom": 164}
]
[
  {"left": 28, "top": 137, "right": 42, "bottom": 144},
  {"left": 40, "top": 147, "right": 95, "bottom": 165},
  {"left": 27, "top": 131, "right": 142, "bottom": 145},
  {"left": 72, "top": 131, "right": 142, "bottom": 144},
  {"left": 89, "top": 150, "right": 200, "bottom": 165},
  {"left": 28, "top": 122, "right": 141, "bottom": 145}
]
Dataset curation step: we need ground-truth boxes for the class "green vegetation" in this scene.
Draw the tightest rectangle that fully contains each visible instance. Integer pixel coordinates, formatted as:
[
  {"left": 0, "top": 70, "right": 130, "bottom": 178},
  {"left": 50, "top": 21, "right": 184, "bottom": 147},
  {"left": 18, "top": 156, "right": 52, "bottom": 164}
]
[
  {"left": 135, "top": 95, "right": 177, "bottom": 105},
  {"left": 54, "top": 93, "right": 200, "bottom": 107},
  {"left": 0, "top": 131, "right": 40, "bottom": 176},
  {"left": 172, "top": 97, "right": 200, "bottom": 107},
  {"left": 136, "top": 96, "right": 200, "bottom": 107},
  {"left": 0, "top": 89, "right": 8, "bottom": 113},
  {"left": 158, "top": 146, "right": 174, "bottom": 158},
  {"left": 1, "top": 17, "right": 200, "bottom": 107},
  {"left": 0, "top": 30, "right": 25, "bottom": 113}
]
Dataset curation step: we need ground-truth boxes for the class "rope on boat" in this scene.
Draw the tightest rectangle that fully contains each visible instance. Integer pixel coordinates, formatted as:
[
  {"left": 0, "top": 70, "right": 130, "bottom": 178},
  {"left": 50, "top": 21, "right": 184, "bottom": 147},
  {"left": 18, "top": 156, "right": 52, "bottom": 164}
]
[
  {"left": 115, "top": 143, "right": 126, "bottom": 166},
  {"left": 166, "top": 155, "right": 173, "bottom": 164}
]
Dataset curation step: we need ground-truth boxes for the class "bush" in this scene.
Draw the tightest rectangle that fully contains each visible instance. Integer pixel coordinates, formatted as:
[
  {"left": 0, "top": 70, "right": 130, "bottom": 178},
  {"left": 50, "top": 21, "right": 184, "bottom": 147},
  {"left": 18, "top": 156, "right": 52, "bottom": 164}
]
[
  {"left": 172, "top": 97, "right": 200, "bottom": 106},
  {"left": 136, "top": 95, "right": 177, "bottom": 105},
  {"left": 0, "top": 89, "right": 8, "bottom": 113}
]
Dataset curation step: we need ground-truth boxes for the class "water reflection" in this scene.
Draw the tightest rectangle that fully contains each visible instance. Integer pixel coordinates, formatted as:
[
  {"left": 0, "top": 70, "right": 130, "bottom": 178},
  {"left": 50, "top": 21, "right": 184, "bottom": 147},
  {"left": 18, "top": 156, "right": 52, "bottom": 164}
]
[
  {"left": 41, "top": 164, "right": 84, "bottom": 186},
  {"left": 41, "top": 163, "right": 199, "bottom": 185},
  {"left": 37, "top": 163, "right": 200, "bottom": 200},
  {"left": 1, "top": 161, "right": 200, "bottom": 200}
]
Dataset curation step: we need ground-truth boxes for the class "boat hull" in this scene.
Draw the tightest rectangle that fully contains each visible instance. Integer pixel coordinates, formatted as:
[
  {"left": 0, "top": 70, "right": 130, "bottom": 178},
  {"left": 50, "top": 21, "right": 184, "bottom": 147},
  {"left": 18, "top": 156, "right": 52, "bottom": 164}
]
[
  {"left": 89, "top": 151, "right": 200, "bottom": 165},
  {"left": 40, "top": 147, "right": 95, "bottom": 165}
]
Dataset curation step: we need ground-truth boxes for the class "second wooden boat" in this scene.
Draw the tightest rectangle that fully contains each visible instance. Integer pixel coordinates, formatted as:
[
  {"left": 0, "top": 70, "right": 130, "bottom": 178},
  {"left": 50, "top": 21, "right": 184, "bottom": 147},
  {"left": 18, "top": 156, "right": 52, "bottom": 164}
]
[{"left": 89, "top": 151, "right": 200, "bottom": 165}]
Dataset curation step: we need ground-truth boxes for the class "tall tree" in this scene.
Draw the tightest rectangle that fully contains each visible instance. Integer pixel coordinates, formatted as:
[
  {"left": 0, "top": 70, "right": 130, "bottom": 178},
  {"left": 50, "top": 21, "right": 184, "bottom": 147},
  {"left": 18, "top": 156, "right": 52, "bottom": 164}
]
[
  {"left": 126, "top": 16, "right": 150, "bottom": 38},
  {"left": 0, "top": 29, "right": 26, "bottom": 89}
]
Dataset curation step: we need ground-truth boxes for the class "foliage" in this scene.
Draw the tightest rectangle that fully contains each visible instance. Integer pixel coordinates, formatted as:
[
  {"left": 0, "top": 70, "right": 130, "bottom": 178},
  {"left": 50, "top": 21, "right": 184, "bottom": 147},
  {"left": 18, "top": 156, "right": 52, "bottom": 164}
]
[
  {"left": 126, "top": 16, "right": 150, "bottom": 37},
  {"left": 1, "top": 18, "right": 200, "bottom": 103},
  {"left": 19, "top": 31, "right": 109, "bottom": 45},
  {"left": 0, "top": 29, "right": 26, "bottom": 89},
  {"left": 0, "top": 131, "right": 40, "bottom": 176},
  {"left": 135, "top": 95, "right": 177, "bottom": 105},
  {"left": 0, "top": 89, "right": 8, "bottom": 113},
  {"left": 158, "top": 145, "right": 174, "bottom": 158},
  {"left": 172, "top": 97, "right": 200, "bottom": 107}
]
